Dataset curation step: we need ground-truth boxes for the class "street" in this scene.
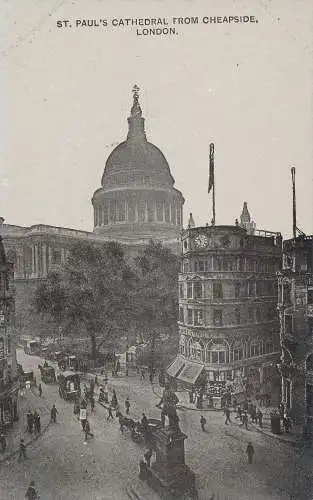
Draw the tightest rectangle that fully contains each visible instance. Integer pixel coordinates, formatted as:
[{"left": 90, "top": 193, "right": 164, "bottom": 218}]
[{"left": 0, "top": 350, "right": 312, "bottom": 499}]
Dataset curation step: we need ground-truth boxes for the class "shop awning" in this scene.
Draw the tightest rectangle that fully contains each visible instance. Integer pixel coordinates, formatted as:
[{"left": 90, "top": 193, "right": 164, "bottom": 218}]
[
  {"left": 167, "top": 357, "right": 186, "bottom": 378},
  {"left": 177, "top": 360, "right": 204, "bottom": 385}
]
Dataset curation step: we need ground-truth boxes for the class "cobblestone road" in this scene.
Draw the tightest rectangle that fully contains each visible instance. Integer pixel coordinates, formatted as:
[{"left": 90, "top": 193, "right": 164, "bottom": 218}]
[{"left": 0, "top": 350, "right": 311, "bottom": 499}]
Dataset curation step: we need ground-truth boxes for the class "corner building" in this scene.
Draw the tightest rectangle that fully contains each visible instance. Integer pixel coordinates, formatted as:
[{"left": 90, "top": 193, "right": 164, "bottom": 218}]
[
  {"left": 173, "top": 218, "right": 282, "bottom": 406},
  {"left": 0, "top": 236, "right": 19, "bottom": 426},
  {"left": 277, "top": 235, "right": 313, "bottom": 433}
]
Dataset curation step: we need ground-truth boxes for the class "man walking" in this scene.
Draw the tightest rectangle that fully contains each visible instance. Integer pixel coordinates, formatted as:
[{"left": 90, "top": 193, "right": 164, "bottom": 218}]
[
  {"left": 200, "top": 415, "right": 206, "bottom": 432},
  {"left": 107, "top": 405, "right": 114, "bottom": 421},
  {"left": 50, "top": 404, "right": 58, "bottom": 423},
  {"left": 257, "top": 409, "right": 263, "bottom": 428},
  {"left": 246, "top": 441, "right": 255, "bottom": 464},
  {"left": 125, "top": 397, "right": 130, "bottom": 415},
  {"left": 33, "top": 412, "right": 41, "bottom": 433},
  {"left": 84, "top": 420, "right": 94, "bottom": 442},
  {"left": 144, "top": 448, "right": 153, "bottom": 468},
  {"left": 0, "top": 433, "right": 6, "bottom": 453},
  {"left": 38, "top": 384, "right": 42, "bottom": 397},
  {"left": 225, "top": 407, "right": 231, "bottom": 425},
  {"left": 140, "top": 368, "right": 145, "bottom": 381},
  {"left": 25, "top": 481, "right": 39, "bottom": 499},
  {"left": 18, "top": 439, "right": 27, "bottom": 462},
  {"left": 27, "top": 412, "right": 34, "bottom": 434},
  {"left": 240, "top": 411, "right": 248, "bottom": 430}
]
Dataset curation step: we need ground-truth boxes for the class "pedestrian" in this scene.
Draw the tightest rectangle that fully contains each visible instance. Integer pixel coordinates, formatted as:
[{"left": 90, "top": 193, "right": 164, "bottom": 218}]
[
  {"left": 144, "top": 448, "right": 153, "bottom": 468},
  {"left": 125, "top": 397, "right": 130, "bottom": 415},
  {"left": 240, "top": 411, "right": 248, "bottom": 430},
  {"left": 90, "top": 396, "right": 95, "bottom": 412},
  {"left": 27, "top": 412, "right": 34, "bottom": 434},
  {"left": 95, "top": 375, "right": 98, "bottom": 386},
  {"left": 33, "top": 412, "right": 41, "bottom": 433},
  {"left": 84, "top": 420, "right": 94, "bottom": 442},
  {"left": 18, "top": 439, "right": 27, "bottom": 461},
  {"left": 25, "top": 480, "right": 39, "bottom": 499},
  {"left": 38, "top": 384, "right": 42, "bottom": 397},
  {"left": 257, "top": 409, "right": 263, "bottom": 428},
  {"left": 283, "top": 415, "right": 291, "bottom": 434},
  {"left": 246, "top": 441, "right": 254, "bottom": 464},
  {"left": 251, "top": 406, "right": 257, "bottom": 423},
  {"left": 111, "top": 389, "right": 118, "bottom": 408},
  {"left": 140, "top": 368, "right": 145, "bottom": 381},
  {"left": 225, "top": 407, "right": 231, "bottom": 425},
  {"left": 107, "top": 405, "right": 114, "bottom": 421},
  {"left": 0, "top": 433, "right": 6, "bottom": 453},
  {"left": 235, "top": 405, "right": 242, "bottom": 420},
  {"left": 50, "top": 404, "right": 58, "bottom": 423},
  {"left": 200, "top": 415, "right": 206, "bottom": 432}
]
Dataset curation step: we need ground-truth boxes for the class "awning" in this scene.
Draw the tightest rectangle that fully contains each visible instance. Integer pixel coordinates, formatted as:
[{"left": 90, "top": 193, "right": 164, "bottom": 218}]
[
  {"left": 167, "top": 357, "right": 186, "bottom": 378},
  {"left": 177, "top": 360, "right": 204, "bottom": 385}
]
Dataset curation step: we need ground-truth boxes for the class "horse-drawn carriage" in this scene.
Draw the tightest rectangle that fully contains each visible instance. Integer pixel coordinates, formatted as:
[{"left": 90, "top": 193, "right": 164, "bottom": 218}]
[
  {"left": 58, "top": 371, "right": 80, "bottom": 401},
  {"left": 117, "top": 412, "right": 162, "bottom": 447},
  {"left": 38, "top": 363, "right": 56, "bottom": 384}
]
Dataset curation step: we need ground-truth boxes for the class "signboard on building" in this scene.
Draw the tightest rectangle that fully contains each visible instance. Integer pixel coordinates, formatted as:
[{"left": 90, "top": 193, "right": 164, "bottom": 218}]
[{"left": 0, "top": 338, "right": 4, "bottom": 359}]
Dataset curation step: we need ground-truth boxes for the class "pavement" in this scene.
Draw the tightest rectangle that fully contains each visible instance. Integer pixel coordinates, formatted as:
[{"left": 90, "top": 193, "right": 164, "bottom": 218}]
[
  {"left": 0, "top": 350, "right": 312, "bottom": 500},
  {"left": 0, "top": 386, "right": 51, "bottom": 463}
]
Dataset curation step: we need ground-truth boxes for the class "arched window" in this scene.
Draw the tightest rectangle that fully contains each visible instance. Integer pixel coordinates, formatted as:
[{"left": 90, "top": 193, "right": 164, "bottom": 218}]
[
  {"left": 306, "top": 354, "right": 313, "bottom": 372},
  {"left": 191, "top": 341, "right": 204, "bottom": 362},
  {"left": 250, "top": 341, "right": 262, "bottom": 358},
  {"left": 207, "top": 341, "right": 229, "bottom": 364}
]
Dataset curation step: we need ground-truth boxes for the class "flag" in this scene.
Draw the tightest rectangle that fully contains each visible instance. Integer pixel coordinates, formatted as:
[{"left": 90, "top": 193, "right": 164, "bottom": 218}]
[{"left": 208, "top": 143, "right": 214, "bottom": 193}]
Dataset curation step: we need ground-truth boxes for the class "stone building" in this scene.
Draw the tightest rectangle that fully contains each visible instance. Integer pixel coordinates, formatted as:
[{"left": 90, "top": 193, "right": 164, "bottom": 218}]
[
  {"left": 277, "top": 235, "right": 313, "bottom": 431},
  {"left": 168, "top": 206, "right": 282, "bottom": 406},
  {"left": 0, "top": 87, "right": 184, "bottom": 335},
  {"left": 0, "top": 235, "right": 19, "bottom": 426}
]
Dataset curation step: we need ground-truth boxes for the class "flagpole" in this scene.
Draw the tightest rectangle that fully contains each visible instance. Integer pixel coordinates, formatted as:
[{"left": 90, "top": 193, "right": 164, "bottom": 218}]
[
  {"left": 209, "top": 143, "right": 216, "bottom": 226},
  {"left": 291, "top": 166, "right": 296, "bottom": 239}
]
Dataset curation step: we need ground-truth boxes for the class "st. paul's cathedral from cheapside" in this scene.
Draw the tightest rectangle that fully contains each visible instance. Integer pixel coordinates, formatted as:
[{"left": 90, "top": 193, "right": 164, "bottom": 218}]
[{"left": 1, "top": 86, "right": 264, "bottom": 338}]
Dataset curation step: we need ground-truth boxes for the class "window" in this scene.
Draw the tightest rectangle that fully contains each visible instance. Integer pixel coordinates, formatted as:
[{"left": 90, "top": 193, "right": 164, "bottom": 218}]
[
  {"left": 215, "top": 257, "right": 223, "bottom": 271},
  {"left": 308, "top": 289, "right": 313, "bottom": 305},
  {"left": 285, "top": 315, "right": 293, "bottom": 334},
  {"left": 187, "top": 309, "right": 193, "bottom": 324},
  {"left": 147, "top": 201, "right": 154, "bottom": 222},
  {"left": 179, "top": 307, "right": 184, "bottom": 323},
  {"left": 235, "top": 308, "right": 241, "bottom": 324},
  {"left": 187, "top": 283, "right": 193, "bottom": 299},
  {"left": 179, "top": 284, "right": 184, "bottom": 299},
  {"left": 156, "top": 200, "right": 164, "bottom": 221},
  {"left": 183, "top": 261, "right": 190, "bottom": 273},
  {"left": 250, "top": 342, "right": 261, "bottom": 357},
  {"left": 234, "top": 282, "right": 241, "bottom": 298},
  {"left": 213, "top": 281, "right": 223, "bottom": 299},
  {"left": 209, "top": 343, "right": 228, "bottom": 364},
  {"left": 194, "top": 309, "right": 204, "bottom": 326},
  {"left": 103, "top": 203, "right": 109, "bottom": 225},
  {"left": 213, "top": 309, "right": 223, "bottom": 326},
  {"left": 238, "top": 258, "right": 244, "bottom": 271},
  {"left": 164, "top": 203, "right": 170, "bottom": 222},
  {"left": 52, "top": 249, "right": 61, "bottom": 265},
  {"left": 233, "top": 348, "right": 243, "bottom": 361},
  {"left": 176, "top": 206, "right": 181, "bottom": 225},
  {"left": 109, "top": 199, "right": 117, "bottom": 222},
  {"left": 256, "top": 308, "right": 262, "bottom": 323},
  {"left": 248, "top": 281, "right": 255, "bottom": 297},
  {"left": 248, "top": 307, "right": 254, "bottom": 323},
  {"left": 197, "top": 260, "right": 208, "bottom": 272},
  {"left": 138, "top": 200, "right": 146, "bottom": 223},
  {"left": 117, "top": 200, "right": 126, "bottom": 221},
  {"left": 194, "top": 282, "right": 203, "bottom": 299},
  {"left": 265, "top": 341, "right": 274, "bottom": 354}
]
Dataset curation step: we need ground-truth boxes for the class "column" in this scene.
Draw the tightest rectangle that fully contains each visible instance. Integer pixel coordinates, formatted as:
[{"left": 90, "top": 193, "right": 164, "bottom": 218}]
[
  {"left": 48, "top": 246, "right": 53, "bottom": 267},
  {"left": 35, "top": 243, "right": 39, "bottom": 277},
  {"left": 145, "top": 200, "right": 148, "bottom": 222},
  {"left": 31, "top": 245, "right": 35, "bottom": 276},
  {"left": 42, "top": 243, "right": 47, "bottom": 277},
  {"left": 61, "top": 248, "right": 66, "bottom": 265},
  {"left": 125, "top": 200, "right": 129, "bottom": 222}
]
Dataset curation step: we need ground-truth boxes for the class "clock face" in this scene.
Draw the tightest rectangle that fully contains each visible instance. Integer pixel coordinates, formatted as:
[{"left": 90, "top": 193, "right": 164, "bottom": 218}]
[{"left": 194, "top": 234, "right": 209, "bottom": 248}]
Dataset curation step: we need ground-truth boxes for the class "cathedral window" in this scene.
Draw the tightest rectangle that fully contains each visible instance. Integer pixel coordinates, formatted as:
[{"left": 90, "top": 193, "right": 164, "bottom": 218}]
[
  {"left": 147, "top": 201, "right": 154, "bottom": 222},
  {"left": 171, "top": 203, "right": 176, "bottom": 225},
  {"left": 187, "top": 283, "right": 193, "bottom": 299},
  {"left": 156, "top": 200, "right": 164, "bottom": 221},
  {"left": 179, "top": 284, "right": 184, "bottom": 299},
  {"left": 138, "top": 200, "right": 146, "bottom": 223},
  {"left": 234, "top": 282, "right": 241, "bottom": 298},
  {"left": 117, "top": 200, "right": 126, "bottom": 221},
  {"left": 164, "top": 203, "right": 170, "bottom": 222},
  {"left": 128, "top": 199, "right": 136, "bottom": 222},
  {"left": 109, "top": 200, "right": 117, "bottom": 223},
  {"left": 103, "top": 203, "right": 109, "bottom": 225}
]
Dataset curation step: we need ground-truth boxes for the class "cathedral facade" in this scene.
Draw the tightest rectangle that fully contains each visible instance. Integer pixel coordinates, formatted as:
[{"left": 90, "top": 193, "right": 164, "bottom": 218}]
[{"left": 0, "top": 87, "right": 184, "bottom": 335}]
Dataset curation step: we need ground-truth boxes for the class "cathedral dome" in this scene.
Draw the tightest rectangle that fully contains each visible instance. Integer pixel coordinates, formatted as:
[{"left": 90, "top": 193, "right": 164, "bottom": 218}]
[{"left": 101, "top": 86, "right": 174, "bottom": 190}]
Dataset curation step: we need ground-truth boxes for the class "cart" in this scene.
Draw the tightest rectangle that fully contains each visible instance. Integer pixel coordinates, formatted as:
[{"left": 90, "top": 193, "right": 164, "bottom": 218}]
[
  {"left": 38, "top": 364, "right": 56, "bottom": 384},
  {"left": 58, "top": 371, "right": 80, "bottom": 401}
]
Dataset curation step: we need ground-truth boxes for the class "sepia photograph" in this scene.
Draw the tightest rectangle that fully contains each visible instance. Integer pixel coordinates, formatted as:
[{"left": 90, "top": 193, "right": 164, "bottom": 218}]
[{"left": 0, "top": 0, "right": 312, "bottom": 498}]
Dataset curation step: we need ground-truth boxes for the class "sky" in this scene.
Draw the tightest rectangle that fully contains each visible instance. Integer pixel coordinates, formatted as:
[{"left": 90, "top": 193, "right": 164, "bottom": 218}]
[{"left": 0, "top": 0, "right": 312, "bottom": 238}]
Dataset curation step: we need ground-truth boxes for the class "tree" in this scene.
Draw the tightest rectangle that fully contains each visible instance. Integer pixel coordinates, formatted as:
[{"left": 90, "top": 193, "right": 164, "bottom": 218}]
[
  {"left": 133, "top": 240, "right": 180, "bottom": 369},
  {"left": 33, "top": 241, "right": 136, "bottom": 360}
]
